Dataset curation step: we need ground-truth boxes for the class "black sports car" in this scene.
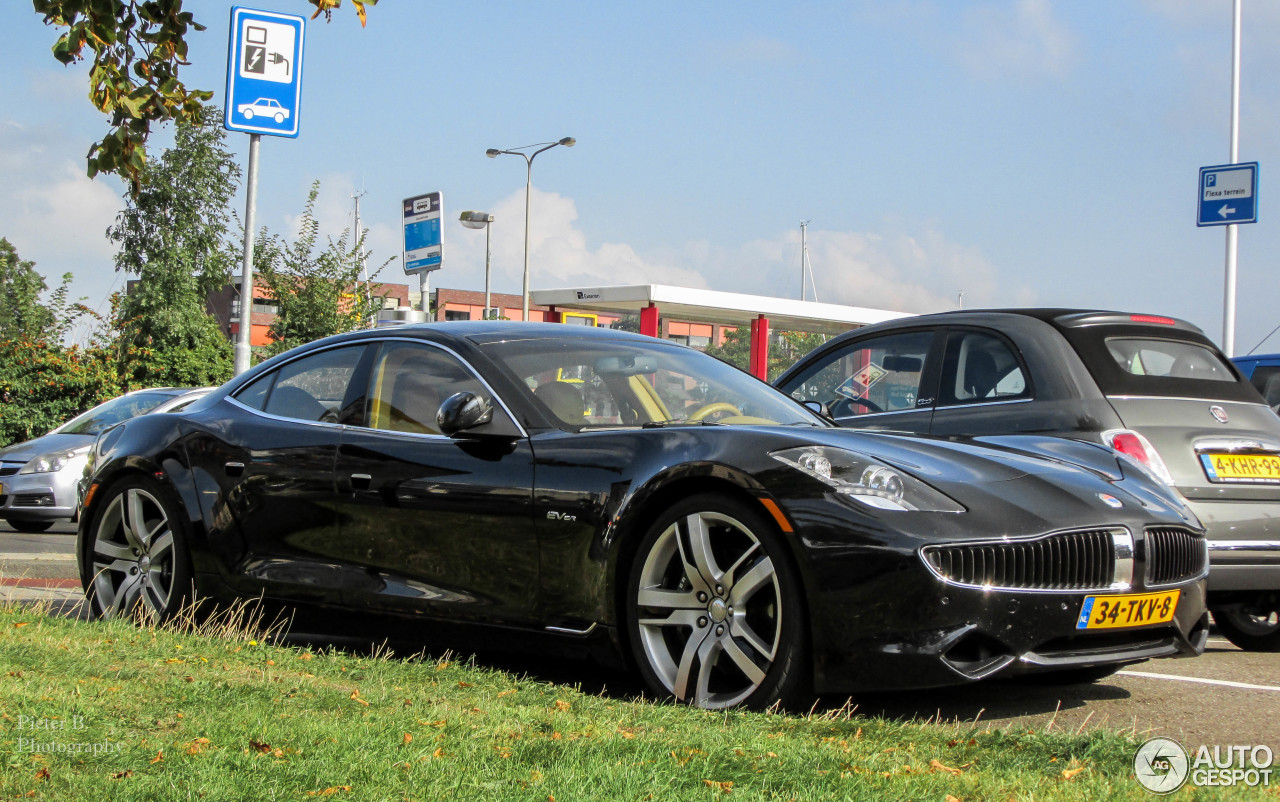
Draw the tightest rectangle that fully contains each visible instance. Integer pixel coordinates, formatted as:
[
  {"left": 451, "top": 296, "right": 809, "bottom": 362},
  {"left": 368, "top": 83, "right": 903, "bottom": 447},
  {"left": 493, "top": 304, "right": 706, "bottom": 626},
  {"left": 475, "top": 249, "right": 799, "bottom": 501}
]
[{"left": 79, "top": 323, "right": 1209, "bottom": 709}]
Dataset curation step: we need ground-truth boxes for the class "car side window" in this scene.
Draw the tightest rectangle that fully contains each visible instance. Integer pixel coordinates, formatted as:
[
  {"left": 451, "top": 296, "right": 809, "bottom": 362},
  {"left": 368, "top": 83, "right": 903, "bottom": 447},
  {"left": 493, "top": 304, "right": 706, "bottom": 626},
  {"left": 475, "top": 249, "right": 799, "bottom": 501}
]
[
  {"left": 937, "top": 330, "right": 1030, "bottom": 406},
  {"left": 260, "top": 346, "right": 365, "bottom": 422},
  {"left": 362, "top": 342, "right": 488, "bottom": 435},
  {"left": 785, "top": 331, "right": 934, "bottom": 417}
]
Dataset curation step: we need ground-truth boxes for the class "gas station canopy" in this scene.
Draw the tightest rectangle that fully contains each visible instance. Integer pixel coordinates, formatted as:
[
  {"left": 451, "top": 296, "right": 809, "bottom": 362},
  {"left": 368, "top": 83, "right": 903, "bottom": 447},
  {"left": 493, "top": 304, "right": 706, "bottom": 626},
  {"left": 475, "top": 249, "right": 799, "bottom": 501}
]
[
  {"left": 532, "top": 284, "right": 909, "bottom": 336},
  {"left": 532, "top": 284, "right": 911, "bottom": 380}
]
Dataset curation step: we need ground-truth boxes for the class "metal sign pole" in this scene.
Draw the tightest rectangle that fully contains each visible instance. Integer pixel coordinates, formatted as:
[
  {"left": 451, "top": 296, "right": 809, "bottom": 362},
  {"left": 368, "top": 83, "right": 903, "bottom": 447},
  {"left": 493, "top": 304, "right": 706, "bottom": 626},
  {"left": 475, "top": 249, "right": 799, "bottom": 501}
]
[
  {"left": 1223, "top": 0, "right": 1242, "bottom": 356},
  {"left": 234, "top": 133, "right": 261, "bottom": 376}
]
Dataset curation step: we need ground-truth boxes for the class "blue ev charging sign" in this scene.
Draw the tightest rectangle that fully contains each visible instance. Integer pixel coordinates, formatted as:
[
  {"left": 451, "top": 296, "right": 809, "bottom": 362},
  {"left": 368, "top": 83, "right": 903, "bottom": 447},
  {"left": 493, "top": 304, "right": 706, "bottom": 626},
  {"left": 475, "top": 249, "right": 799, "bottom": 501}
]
[{"left": 225, "top": 7, "right": 305, "bottom": 138}]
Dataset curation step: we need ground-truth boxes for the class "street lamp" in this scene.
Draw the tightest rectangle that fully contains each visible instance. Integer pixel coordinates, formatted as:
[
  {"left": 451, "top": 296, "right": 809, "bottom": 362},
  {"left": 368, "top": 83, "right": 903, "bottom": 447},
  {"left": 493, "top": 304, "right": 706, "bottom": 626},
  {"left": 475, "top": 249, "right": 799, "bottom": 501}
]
[
  {"left": 459, "top": 210, "right": 494, "bottom": 319},
  {"left": 485, "top": 136, "right": 575, "bottom": 321}
]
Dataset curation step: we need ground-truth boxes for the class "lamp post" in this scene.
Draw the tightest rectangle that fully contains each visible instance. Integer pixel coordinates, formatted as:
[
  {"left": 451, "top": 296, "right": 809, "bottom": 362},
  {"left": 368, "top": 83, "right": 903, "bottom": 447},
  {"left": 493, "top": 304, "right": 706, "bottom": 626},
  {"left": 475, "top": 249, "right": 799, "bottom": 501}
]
[
  {"left": 459, "top": 211, "right": 494, "bottom": 318},
  {"left": 485, "top": 137, "right": 575, "bottom": 321}
]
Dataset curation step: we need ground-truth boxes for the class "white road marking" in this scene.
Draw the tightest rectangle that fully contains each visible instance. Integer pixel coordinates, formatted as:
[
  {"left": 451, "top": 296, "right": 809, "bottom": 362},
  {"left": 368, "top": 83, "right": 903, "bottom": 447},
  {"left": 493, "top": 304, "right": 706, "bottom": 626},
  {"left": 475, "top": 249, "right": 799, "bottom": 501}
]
[{"left": 1119, "top": 670, "right": 1280, "bottom": 692}]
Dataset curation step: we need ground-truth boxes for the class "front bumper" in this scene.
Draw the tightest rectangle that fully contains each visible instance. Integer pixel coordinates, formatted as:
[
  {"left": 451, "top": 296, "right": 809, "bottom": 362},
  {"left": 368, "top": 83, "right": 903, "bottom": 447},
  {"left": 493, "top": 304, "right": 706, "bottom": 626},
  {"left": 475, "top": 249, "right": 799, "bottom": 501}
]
[
  {"left": 810, "top": 572, "right": 1209, "bottom": 693},
  {"left": 0, "top": 470, "right": 79, "bottom": 522}
]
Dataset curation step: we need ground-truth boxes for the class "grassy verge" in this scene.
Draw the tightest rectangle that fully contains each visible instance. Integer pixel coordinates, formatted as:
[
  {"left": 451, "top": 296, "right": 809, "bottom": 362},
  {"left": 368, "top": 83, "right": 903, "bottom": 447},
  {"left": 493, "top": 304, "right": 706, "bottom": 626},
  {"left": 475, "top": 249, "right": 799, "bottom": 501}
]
[{"left": 0, "top": 601, "right": 1257, "bottom": 801}]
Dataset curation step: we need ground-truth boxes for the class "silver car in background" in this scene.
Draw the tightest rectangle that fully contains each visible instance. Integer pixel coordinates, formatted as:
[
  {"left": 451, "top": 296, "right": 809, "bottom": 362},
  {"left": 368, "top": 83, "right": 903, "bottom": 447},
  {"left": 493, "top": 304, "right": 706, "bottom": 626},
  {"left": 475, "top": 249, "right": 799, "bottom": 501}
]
[{"left": 0, "top": 387, "right": 210, "bottom": 532}]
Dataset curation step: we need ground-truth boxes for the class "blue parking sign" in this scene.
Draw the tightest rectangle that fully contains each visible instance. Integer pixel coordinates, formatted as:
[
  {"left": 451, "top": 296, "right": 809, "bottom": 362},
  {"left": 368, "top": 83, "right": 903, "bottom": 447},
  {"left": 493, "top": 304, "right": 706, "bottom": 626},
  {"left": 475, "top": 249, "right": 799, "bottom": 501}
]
[
  {"left": 1198, "top": 162, "right": 1258, "bottom": 226},
  {"left": 224, "top": 7, "right": 305, "bottom": 138}
]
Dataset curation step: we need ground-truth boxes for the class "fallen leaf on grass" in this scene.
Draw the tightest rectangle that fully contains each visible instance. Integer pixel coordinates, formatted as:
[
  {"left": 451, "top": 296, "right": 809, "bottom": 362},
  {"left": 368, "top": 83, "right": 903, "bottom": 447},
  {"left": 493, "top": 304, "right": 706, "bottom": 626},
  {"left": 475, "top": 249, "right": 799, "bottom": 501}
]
[
  {"left": 111, "top": 770, "right": 133, "bottom": 780},
  {"left": 250, "top": 740, "right": 272, "bottom": 753},
  {"left": 930, "top": 759, "right": 963, "bottom": 776},
  {"left": 946, "top": 796, "right": 961, "bottom": 802},
  {"left": 702, "top": 780, "right": 733, "bottom": 793},
  {"left": 185, "top": 738, "right": 211, "bottom": 755},
  {"left": 403, "top": 733, "right": 412, "bottom": 745},
  {"left": 1061, "top": 767, "right": 1086, "bottom": 781},
  {"left": 306, "top": 786, "right": 351, "bottom": 797},
  {"left": 457, "top": 681, "right": 473, "bottom": 688},
  {"left": 350, "top": 690, "right": 369, "bottom": 707},
  {"left": 298, "top": 653, "right": 313, "bottom": 661},
  {"left": 150, "top": 751, "right": 164, "bottom": 764},
  {"left": 34, "top": 768, "right": 50, "bottom": 781},
  {"left": 554, "top": 700, "right": 570, "bottom": 712},
  {"left": 14, "top": 622, "right": 30, "bottom": 628},
  {"left": 498, "top": 689, "right": 516, "bottom": 697}
]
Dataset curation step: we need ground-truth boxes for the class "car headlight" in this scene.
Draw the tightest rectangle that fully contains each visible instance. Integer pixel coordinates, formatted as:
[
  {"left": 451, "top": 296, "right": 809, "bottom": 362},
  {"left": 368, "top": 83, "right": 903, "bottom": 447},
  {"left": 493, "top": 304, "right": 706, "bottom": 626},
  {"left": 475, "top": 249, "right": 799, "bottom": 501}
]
[
  {"left": 18, "top": 446, "right": 91, "bottom": 475},
  {"left": 771, "top": 446, "right": 966, "bottom": 512}
]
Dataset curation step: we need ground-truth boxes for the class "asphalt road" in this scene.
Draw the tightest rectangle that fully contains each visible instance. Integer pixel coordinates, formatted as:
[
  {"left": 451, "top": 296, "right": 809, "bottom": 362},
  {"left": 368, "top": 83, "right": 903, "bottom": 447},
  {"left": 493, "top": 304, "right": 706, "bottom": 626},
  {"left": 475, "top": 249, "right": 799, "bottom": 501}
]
[{"left": 3, "top": 518, "right": 1276, "bottom": 752}]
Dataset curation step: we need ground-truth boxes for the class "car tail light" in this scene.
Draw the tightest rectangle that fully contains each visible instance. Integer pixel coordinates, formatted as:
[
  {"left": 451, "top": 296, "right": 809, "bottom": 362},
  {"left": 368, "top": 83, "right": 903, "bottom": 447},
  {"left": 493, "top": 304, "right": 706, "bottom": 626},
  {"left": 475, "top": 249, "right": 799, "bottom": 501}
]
[
  {"left": 1129, "top": 314, "right": 1176, "bottom": 326},
  {"left": 1102, "top": 429, "right": 1176, "bottom": 485}
]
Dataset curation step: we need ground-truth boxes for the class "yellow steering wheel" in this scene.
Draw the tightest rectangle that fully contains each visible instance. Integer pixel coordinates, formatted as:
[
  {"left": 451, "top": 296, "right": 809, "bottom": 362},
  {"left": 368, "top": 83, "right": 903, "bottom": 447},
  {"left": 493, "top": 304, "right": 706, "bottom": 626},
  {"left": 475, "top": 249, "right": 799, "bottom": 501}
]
[{"left": 688, "top": 402, "right": 743, "bottom": 421}]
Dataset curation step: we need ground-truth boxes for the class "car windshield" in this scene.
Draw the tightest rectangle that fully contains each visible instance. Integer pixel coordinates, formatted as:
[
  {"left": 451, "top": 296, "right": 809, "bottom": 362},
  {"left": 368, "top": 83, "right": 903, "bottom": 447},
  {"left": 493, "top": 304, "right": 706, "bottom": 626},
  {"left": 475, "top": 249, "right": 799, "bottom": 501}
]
[
  {"left": 481, "top": 337, "right": 824, "bottom": 429},
  {"left": 55, "top": 391, "right": 178, "bottom": 436}
]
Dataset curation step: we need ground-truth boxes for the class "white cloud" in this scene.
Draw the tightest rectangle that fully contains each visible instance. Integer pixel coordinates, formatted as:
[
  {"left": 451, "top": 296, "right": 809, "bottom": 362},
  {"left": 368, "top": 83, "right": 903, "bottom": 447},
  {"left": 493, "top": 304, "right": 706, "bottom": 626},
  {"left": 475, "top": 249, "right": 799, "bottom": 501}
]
[
  {"left": 437, "top": 188, "right": 1032, "bottom": 318},
  {"left": 953, "top": 0, "right": 1076, "bottom": 81}
]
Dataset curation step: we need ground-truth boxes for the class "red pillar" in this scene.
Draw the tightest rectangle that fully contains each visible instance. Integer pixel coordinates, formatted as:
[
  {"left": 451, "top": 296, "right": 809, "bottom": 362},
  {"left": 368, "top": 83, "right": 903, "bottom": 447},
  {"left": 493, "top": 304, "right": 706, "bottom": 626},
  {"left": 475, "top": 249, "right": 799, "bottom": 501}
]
[
  {"left": 749, "top": 315, "right": 770, "bottom": 380},
  {"left": 639, "top": 303, "right": 659, "bottom": 338},
  {"left": 544, "top": 306, "right": 561, "bottom": 323}
]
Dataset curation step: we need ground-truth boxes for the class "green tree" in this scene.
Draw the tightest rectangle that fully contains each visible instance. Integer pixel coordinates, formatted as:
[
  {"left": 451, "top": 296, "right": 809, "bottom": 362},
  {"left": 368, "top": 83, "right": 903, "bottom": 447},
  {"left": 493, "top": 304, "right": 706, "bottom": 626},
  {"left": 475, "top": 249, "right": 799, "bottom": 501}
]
[
  {"left": 254, "top": 181, "right": 392, "bottom": 358},
  {"left": 33, "top": 0, "right": 377, "bottom": 191},
  {"left": 107, "top": 110, "right": 238, "bottom": 388},
  {"left": 0, "top": 239, "right": 55, "bottom": 341},
  {"left": 704, "top": 327, "right": 827, "bottom": 381}
]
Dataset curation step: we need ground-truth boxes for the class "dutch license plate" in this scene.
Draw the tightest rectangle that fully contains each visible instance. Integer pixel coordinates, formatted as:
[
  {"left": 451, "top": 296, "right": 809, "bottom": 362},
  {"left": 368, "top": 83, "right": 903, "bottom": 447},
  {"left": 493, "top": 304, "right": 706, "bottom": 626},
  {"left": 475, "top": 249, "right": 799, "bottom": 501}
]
[
  {"left": 1076, "top": 590, "right": 1180, "bottom": 630},
  {"left": 1200, "top": 452, "right": 1280, "bottom": 483}
]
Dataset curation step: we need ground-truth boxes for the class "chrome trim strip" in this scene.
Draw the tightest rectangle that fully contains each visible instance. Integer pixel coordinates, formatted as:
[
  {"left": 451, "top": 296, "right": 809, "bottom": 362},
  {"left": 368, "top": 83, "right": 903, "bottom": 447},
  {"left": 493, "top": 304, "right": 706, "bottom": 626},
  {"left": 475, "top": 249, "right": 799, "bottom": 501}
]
[
  {"left": 1207, "top": 540, "right": 1280, "bottom": 552},
  {"left": 544, "top": 622, "right": 598, "bottom": 636},
  {"left": 934, "top": 397, "right": 1034, "bottom": 411},
  {"left": 1106, "top": 394, "right": 1267, "bottom": 407},
  {"left": 1111, "top": 529, "right": 1134, "bottom": 590},
  {"left": 1193, "top": 438, "right": 1280, "bottom": 454}
]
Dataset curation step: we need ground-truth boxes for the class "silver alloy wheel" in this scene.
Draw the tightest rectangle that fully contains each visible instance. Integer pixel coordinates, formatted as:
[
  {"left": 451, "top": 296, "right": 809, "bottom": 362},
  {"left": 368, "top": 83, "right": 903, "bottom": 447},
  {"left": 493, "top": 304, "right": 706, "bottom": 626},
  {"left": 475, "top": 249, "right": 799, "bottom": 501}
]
[
  {"left": 89, "top": 487, "right": 176, "bottom": 620},
  {"left": 634, "top": 511, "right": 782, "bottom": 708}
]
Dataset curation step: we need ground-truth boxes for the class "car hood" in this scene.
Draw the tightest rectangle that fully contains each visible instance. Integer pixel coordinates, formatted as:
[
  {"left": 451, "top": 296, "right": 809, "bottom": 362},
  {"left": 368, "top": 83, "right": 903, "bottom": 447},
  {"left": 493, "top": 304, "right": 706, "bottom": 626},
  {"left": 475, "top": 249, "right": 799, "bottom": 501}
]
[
  {"left": 764, "top": 426, "right": 1201, "bottom": 533},
  {"left": 0, "top": 432, "right": 96, "bottom": 463}
]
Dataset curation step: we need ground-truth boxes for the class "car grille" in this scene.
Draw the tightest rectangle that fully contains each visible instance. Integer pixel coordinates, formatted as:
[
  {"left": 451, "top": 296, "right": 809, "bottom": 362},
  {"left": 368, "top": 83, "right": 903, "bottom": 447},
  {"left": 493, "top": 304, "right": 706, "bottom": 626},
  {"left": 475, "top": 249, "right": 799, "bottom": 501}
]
[
  {"left": 1145, "top": 526, "right": 1207, "bottom": 587},
  {"left": 0, "top": 464, "right": 20, "bottom": 478},
  {"left": 922, "top": 528, "right": 1118, "bottom": 591}
]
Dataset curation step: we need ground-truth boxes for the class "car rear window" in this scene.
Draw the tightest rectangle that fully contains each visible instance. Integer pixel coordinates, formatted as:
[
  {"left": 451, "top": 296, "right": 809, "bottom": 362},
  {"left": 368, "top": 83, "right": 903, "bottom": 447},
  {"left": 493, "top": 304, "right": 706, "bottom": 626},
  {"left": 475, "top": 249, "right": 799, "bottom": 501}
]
[{"left": 1058, "top": 326, "right": 1259, "bottom": 402}]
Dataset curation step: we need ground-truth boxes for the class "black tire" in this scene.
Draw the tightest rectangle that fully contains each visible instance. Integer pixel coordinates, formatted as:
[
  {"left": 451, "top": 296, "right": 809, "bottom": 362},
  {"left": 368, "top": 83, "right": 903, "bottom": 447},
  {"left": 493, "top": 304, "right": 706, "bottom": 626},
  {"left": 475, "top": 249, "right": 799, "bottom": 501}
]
[
  {"left": 5, "top": 519, "right": 55, "bottom": 533},
  {"left": 1212, "top": 596, "right": 1280, "bottom": 652},
  {"left": 80, "top": 475, "right": 196, "bottom": 623},
  {"left": 624, "top": 493, "right": 807, "bottom": 710}
]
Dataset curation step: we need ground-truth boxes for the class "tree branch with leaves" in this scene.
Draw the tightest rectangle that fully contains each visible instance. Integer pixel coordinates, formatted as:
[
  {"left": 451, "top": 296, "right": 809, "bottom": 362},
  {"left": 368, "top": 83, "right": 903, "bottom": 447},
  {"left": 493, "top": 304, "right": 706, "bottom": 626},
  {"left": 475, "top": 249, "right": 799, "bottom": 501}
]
[{"left": 33, "top": 0, "right": 377, "bottom": 192}]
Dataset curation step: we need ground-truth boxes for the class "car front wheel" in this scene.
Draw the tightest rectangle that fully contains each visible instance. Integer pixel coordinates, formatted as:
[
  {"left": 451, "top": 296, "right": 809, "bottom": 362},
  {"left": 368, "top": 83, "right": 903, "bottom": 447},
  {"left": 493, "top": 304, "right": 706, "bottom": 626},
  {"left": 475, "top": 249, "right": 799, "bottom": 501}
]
[
  {"left": 625, "top": 494, "right": 807, "bottom": 710},
  {"left": 81, "top": 476, "right": 194, "bottom": 623},
  {"left": 1212, "top": 595, "right": 1280, "bottom": 651}
]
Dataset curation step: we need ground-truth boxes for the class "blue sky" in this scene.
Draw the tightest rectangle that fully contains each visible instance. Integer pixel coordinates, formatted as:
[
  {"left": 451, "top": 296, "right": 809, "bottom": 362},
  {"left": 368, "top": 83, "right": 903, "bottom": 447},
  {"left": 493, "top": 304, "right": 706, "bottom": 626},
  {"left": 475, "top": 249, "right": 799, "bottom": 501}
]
[{"left": 6, "top": 1, "right": 1280, "bottom": 354}]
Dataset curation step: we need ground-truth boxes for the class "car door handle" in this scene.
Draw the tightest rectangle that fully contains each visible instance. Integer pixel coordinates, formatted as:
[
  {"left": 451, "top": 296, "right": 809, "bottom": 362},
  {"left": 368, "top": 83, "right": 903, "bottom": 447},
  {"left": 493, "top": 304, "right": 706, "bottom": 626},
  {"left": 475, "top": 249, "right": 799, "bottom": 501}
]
[
  {"left": 351, "top": 473, "right": 372, "bottom": 490},
  {"left": 225, "top": 462, "right": 245, "bottom": 477}
]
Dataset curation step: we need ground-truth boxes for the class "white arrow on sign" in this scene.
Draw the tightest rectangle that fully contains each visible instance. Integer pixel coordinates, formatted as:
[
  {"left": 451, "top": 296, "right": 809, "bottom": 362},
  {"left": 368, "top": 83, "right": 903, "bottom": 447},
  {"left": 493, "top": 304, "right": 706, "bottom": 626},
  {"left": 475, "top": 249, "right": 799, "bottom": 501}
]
[{"left": 1219, "top": 204, "right": 1237, "bottom": 219}]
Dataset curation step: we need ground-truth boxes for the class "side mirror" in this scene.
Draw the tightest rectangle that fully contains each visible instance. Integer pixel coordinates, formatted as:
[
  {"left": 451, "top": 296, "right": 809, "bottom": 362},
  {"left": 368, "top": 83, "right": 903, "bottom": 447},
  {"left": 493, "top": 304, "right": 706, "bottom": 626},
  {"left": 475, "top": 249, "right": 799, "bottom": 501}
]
[{"left": 437, "top": 392, "right": 495, "bottom": 435}]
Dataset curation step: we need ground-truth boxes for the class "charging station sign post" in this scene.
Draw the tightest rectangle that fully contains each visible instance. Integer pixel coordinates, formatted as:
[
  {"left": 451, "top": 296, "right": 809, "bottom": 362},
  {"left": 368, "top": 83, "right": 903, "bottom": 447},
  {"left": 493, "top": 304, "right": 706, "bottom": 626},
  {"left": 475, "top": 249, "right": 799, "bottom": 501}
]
[{"left": 225, "top": 6, "right": 306, "bottom": 376}]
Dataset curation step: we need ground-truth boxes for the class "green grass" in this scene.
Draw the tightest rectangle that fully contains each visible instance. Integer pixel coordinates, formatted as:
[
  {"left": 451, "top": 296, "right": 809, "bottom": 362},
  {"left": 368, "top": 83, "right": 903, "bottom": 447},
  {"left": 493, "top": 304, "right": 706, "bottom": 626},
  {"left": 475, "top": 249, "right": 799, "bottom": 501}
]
[{"left": 0, "top": 601, "right": 1263, "bottom": 801}]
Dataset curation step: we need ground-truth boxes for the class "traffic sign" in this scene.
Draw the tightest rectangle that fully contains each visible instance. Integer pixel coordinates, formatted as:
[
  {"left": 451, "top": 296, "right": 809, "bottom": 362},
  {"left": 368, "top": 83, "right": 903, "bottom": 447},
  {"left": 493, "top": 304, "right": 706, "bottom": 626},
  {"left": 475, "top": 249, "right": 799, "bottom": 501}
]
[
  {"left": 403, "top": 192, "right": 444, "bottom": 274},
  {"left": 224, "top": 7, "right": 305, "bottom": 138},
  {"left": 1198, "top": 162, "right": 1258, "bottom": 226}
]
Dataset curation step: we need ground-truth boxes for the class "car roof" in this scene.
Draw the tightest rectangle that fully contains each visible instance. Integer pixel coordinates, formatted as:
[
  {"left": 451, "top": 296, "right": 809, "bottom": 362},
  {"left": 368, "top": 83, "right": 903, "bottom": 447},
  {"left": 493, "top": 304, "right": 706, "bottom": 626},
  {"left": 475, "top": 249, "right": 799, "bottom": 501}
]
[{"left": 832, "top": 308, "right": 1207, "bottom": 339}]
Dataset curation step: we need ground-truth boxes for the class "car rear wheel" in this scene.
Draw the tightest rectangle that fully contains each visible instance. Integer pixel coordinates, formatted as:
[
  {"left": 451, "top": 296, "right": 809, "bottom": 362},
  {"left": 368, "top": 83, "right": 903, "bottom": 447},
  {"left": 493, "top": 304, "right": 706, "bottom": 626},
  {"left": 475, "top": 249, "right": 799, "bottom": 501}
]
[
  {"left": 625, "top": 494, "right": 807, "bottom": 710},
  {"left": 82, "top": 476, "right": 194, "bottom": 623},
  {"left": 5, "top": 518, "right": 54, "bottom": 533},
  {"left": 1212, "top": 595, "right": 1280, "bottom": 652}
]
